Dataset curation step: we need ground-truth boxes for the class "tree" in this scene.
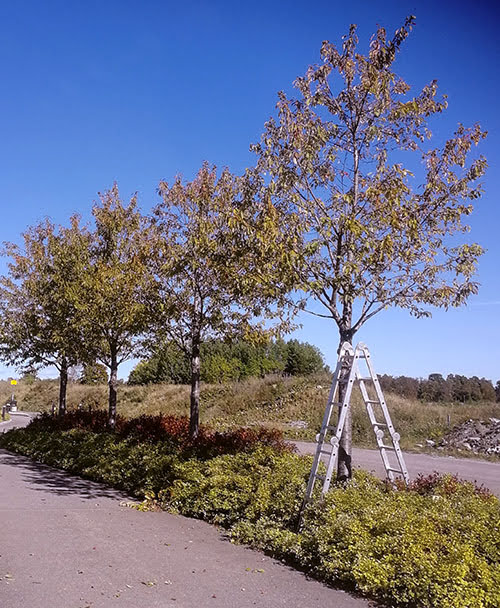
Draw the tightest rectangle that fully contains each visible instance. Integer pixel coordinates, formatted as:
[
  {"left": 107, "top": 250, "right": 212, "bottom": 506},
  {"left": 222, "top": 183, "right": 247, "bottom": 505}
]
[
  {"left": 0, "top": 217, "right": 91, "bottom": 415},
  {"left": 150, "top": 163, "right": 288, "bottom": 438},
  {"left": 74, "top": 185, "right": 153, "bottom": 427},
  {"left": 478, "top": 378, "right": 495, "bottom": 402},
  {"left": 128, "top": 342, "right": 191, "bottom": 385},
  {"left": 419, "top": 373, "right": 451, "bottom": 402},
  {"left": 251, "top": 17, "right": 487, "bottom": 479},
  {"left": 79, "top": 362, "right": 108, "bottom": 385},
  {"left": 284, "top": 339, "right": 325, "bottom": 375}
]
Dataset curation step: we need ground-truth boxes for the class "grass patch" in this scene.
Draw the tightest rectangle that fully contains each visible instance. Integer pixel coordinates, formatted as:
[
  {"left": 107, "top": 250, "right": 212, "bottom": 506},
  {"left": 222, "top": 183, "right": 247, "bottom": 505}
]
[{"left": 1, "top": 414, "right": 499, "bottom": 608}]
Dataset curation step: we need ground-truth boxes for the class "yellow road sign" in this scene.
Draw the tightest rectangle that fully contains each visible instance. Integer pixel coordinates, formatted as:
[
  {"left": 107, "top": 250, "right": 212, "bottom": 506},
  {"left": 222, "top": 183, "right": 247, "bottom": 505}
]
[{"left": 10, "top": 379, "right": 17, "bottom": 386}]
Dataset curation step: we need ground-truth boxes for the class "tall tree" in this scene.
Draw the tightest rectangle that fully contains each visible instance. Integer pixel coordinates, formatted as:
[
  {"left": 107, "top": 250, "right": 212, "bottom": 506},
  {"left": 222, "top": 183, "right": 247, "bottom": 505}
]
[
  {"left": 251, "top": 17, "right": 487, "bottom": 479},
  {"left": 79, "top": 362, "right": 108, "bottom": 385},
  {"left": 0, "top": 216, "right": 91, "bottom": 414},
  {"left": 150, "top": 163, "right": 290, "bottom": 439},
  {"left": 75, "top": 185, "right": 153, "bottom": 427}
]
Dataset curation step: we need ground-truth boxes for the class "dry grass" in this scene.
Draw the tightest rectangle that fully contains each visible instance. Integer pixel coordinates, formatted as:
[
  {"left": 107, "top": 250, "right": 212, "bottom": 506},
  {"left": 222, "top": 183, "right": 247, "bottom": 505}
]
[{"left": 2, "top": 375, "right": 499, "bottom": 453}]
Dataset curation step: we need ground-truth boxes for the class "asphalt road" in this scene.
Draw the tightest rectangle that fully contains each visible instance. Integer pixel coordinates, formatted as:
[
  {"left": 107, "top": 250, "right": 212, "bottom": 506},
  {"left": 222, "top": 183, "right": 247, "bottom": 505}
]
[
  {"left": 0, "top": 424, "right": 372, "bottom": 608},
  {"left": 294, "top": 442, "right": 500, "bottom": 496},
  {"left": 0, "top": 411, "right": 36, "bottom": 431}
]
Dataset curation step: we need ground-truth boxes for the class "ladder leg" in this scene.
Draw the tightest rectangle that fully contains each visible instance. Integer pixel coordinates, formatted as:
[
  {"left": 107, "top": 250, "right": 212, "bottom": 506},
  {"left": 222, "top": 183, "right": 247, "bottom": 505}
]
[
  {"left": 357, "top": 344, "right": 410, "bottom": 485},
  {"left": 299, "top": 343, "right": 355, "bottom": 523}
]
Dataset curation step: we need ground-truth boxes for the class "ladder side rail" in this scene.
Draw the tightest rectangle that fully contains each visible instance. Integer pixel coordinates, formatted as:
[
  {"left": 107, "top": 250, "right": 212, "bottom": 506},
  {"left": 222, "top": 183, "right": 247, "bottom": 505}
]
[
  {"left": 317, "top": 342, "right": 354, "bottom": 440},
  {"left": 359, "top": 345, "right": 410, "bottom": 484},
  {"left": 362, "top": 360, "right": 410, "bottom": 483},
  {"left": 357, "top": 378, "right": 396, "bottom": 481},
  {"left": 321, "top": 353, "right": 360, "bottom": 495},
  {"left": 303, "top": 343, "right": 354, "bottom": 503},
  {"left": 316, "top": 362, "right": 342, "bottom": 441}
]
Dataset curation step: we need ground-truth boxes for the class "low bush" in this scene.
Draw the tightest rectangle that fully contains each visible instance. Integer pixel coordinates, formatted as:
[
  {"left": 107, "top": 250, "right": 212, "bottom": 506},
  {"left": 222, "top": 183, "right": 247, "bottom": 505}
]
[
  {"left": 28, "top": 411, "right": 292, "bottom": 458},
  {"left": 165, "top": 447, "right": 310, "bottom": 527},
  {"left": 1, "top": 419, "right": 499, "bottom": 608}
]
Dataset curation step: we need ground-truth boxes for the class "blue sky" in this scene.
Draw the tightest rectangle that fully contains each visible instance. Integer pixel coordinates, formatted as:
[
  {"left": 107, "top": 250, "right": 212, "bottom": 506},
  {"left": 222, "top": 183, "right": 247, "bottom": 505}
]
[{"left": 0, "top": 0, "right": 499, "bottom": 382}]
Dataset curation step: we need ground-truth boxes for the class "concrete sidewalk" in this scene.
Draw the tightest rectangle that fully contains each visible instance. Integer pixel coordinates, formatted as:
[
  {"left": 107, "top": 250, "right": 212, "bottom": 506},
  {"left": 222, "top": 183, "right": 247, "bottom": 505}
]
[{"left": 0, "top": 449, "right": 373, "bottom": 608}]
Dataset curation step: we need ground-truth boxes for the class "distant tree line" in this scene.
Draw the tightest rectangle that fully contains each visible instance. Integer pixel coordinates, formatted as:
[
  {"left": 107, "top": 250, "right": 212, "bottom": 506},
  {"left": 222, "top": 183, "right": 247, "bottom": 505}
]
[
  {"left": 128, "top": 339, "right": 326, "bottom": 385},
  {"left": 379, "top": 373, "right": 499, "bottom": 403}
]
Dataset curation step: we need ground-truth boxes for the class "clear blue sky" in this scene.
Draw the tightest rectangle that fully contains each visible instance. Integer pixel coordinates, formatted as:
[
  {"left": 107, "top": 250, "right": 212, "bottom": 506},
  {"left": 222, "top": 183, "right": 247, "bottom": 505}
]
[{"left": 0, "top": 0, "right": 499, "bottom": 383}]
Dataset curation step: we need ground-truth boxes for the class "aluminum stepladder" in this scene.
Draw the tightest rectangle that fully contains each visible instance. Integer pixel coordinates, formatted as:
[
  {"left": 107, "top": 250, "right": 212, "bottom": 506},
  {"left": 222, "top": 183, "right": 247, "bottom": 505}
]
[{"left": 299, "top": 342, "right": 409, "bottom": 521}]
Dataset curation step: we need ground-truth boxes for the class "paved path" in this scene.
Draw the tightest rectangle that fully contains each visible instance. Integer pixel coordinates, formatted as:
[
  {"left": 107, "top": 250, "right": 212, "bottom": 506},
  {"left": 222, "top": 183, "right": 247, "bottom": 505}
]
[
  {"left": 0, "top": 411, "right": 37, "bottom": 432},
  {"left": 294, "top": 442, "right": 500, "bottom": 496},
  {"left": 0, "top": 449, "right": 372, "bottom": 608}
]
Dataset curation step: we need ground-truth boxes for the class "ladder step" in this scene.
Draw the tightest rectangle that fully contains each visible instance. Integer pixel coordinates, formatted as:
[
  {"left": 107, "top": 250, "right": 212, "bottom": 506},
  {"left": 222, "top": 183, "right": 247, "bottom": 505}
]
[
  {"left": 365, "top": 400, "right": 380, "bottom": 404},
  {"left": 379, "top": 445, "right": 396, "bottom": 451},
  {"left": 372, "top": 421, "right": 387, "bottom": 427},
  {"left": 358, "top": 377, "right": 374, "bottom": 382},
  {"left": 387, "top": 467, "right": 404, "bottom": 473},
  {"left": 319, "top": 449, "right": 332, "bottom": 455}
]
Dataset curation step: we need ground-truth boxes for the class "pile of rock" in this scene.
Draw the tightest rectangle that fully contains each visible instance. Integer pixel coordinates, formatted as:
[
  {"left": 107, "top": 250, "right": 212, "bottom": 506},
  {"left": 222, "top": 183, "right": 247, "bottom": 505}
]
[{"left": 440, "top": 418, "right": 500, "bottom": 455}]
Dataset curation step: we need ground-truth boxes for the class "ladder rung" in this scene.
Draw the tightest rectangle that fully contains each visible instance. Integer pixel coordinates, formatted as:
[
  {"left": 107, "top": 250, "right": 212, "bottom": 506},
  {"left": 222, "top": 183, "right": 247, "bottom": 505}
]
[
  {"left": 319, "top": 449, "right": 332, "bottom": 455},
  {"left": 387, "top": 467, "right": 404, "bottom": 473},
  {"left": 365, "top": 400, "right": 379, "bottom": 404},
  {"left": 358, "top": 377, "right": 375, "bottom": 382},
  {"left": 327, "top": 402, "right": 342, "bottom": 408},
  {"left": 372, "top": 421, "right": 387, "bottom": 427},
  {"left": 380, "top": 445, "right": 396, "bottom": 451}
]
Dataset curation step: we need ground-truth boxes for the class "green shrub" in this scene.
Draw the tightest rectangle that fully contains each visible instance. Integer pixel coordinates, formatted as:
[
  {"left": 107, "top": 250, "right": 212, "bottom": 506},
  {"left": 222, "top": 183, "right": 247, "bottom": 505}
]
[
  {"left": 165, "top": 447, "right": 310, "bottom": 527},
  {"left": 297, "top": 473, "right": 500, "bottom": 607}
]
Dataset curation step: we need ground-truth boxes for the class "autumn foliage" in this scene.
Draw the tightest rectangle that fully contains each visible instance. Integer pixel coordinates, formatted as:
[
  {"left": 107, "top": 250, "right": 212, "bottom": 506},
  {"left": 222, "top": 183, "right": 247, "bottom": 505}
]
[{"left": 28, "top": 410, "right": 292, "bottom": 457}]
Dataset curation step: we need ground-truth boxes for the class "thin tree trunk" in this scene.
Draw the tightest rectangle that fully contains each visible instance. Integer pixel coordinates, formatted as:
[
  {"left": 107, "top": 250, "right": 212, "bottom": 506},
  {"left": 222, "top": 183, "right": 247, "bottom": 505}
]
[
  {"left": 189, "top": 333, "right": 201, "bottom": 440},
  {"left": 336, "top": 123, "right": 359, "bottom": 482},
  {"left": 58, "top": 357, "right": 68, "bottom": 416},
  {"left": 108, "top": 349, "right": 118, "bottom": 429},
  {"left": 337, "top": 325, "right": 354, "bottom": 482}
]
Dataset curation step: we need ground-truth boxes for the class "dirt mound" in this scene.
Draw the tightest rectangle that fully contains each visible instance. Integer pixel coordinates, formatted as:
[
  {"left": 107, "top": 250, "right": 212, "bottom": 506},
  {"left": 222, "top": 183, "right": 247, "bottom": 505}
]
[{"left": 440, "top": 418, "right": 500, "bottom": 455}]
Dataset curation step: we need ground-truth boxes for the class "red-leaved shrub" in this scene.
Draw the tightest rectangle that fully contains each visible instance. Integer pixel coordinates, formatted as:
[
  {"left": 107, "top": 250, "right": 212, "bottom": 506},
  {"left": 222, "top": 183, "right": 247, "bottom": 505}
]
[
  {"left": 27, "top": 411, "right": 293, "bottom": 458},
  {"left": 408, "top": 471, "right": 493, "bottom": 499}
]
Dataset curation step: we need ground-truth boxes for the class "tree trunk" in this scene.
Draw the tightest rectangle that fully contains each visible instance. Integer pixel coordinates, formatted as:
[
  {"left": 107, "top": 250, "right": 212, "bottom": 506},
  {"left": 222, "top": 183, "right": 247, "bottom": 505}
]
[
  {"left": 189, "top": 333, "right": 201, "bottom": 440},
  {"left": 108, "top": 350, "right": 118, "bottom": 429},
  {"left": 337, "top": 326, "right": 355, "bottom": 482},
  {"left": 58, "top": 357, "right": 68, "bottom": 416}
]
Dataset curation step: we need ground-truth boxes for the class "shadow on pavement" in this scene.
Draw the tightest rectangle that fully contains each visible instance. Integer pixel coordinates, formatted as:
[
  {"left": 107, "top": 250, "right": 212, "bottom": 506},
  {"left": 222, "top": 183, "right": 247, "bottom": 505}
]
[{"left": 0, "top": 449, "right": 130, "bottom": 501}]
